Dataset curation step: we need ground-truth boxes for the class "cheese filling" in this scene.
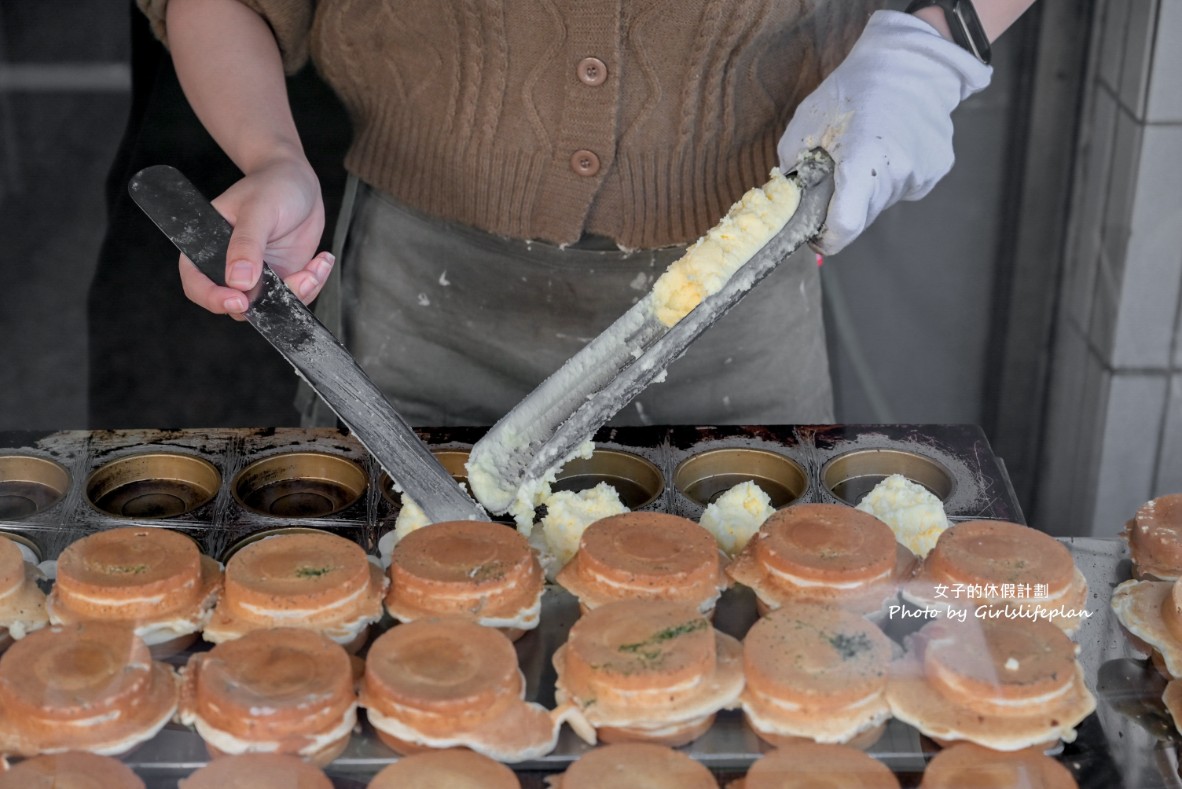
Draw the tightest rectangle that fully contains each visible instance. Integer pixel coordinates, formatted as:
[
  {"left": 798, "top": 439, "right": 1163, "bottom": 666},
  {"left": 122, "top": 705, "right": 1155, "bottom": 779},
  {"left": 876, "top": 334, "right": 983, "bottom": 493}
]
[
  {"left": 47, "top": 599, "right": 211, "bottom": 643},
  {"left": 582, "top": 566, "right": 703, "bottom": 596},
  {"left": 651, "top": 169, "right": 801, "bottom": 327},
  {"left": 540, "top": 482, "right": 629, "bottom": 569},
  {"left": 746, "top": 686, "right": 884, "bottom": 715},
  {"left": 765, "top": 563, "right": 893, "bottom": 590},
  {"left": 3, "top": 619, "right": 45, "bottom": 640},
  {"left": 578, "top": 568, "right": 723, "bottom": 613},
  {"left": 388, "top": 594, "right": 542, "bottom": 631},
  {"left": 134, "top": 613, "right": 211, "bottom": 645},
  {"left": 928, "top": 663, "right": 1075, "bottom": 709},
  {"left": 555, "top": 678, "right": 741, "bottom": 731},
  {"left": 588, "top": 673, "right": 708, "bottom": 709},
  {"left": 856, "top": 474, "right": 950, "bottom": 558},
  {"left": 208, "top": 604, "right": 378, "bottom": 645},
  {"left": 364, "top": 700, "right": 558, "bottom": 763},
  {"left": 392, "top": 496, "right": 432, "bottom": 545},
  {"left": 235, "top": 579, "right": 368, "bottom": 619},
  {"left": 742, "top": 696, "right": 890, "bottom": 743},
  {"left": 52, "top": 590, "right": 168, "bottom": 607},
  {"left": 698, "top": 481, "right": 776, "bottom": 557},
  {"left": 39, "top": 697, "right": 176, "bottom": 757},
  {"left": 182, "top": 703, "right": 357, "bottom": 757}
]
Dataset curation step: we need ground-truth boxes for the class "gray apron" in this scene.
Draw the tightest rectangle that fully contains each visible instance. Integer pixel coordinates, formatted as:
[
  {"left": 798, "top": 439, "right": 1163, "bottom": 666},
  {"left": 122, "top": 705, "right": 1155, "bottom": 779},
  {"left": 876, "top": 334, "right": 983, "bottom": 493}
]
[{"left": 298, "top": 178, "right": 833, "bottom": 428}]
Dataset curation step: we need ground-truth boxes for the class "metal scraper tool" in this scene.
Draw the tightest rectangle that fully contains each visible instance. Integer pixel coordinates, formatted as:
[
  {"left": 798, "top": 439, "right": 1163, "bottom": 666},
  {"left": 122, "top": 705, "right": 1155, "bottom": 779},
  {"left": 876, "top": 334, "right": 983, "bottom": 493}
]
[
  {"left": 129, "top": 165, "right": 489, "bottom": 523},
  {"left": 467, "top": 149, "right": 835, "bottom": 515}
]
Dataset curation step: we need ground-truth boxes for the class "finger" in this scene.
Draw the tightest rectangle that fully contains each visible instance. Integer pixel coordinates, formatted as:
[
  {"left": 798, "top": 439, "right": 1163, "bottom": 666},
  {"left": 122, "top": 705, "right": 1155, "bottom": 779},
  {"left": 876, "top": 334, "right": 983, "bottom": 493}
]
[
  {"left": 221, "top": 204, "right": 272, "bottom": 291},
  {"left": 815, "top": 160, "right": 876, "bottom": 257},
  {"left": 178, "top": 254, "right": 250, "bottom": 315},
  {"left": 283, "top": 251, "right": 336, "bottom": 305},
  {"left": 809, "top": 232, "right": 843, "bottom": 257}
]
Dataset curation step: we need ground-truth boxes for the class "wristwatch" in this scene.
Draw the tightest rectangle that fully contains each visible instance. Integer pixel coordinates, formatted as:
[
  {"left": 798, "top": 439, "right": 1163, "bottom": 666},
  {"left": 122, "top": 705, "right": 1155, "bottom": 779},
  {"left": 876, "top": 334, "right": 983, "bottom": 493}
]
[{"left": 905, "top": 0, "right": 992, "bottom": 65}]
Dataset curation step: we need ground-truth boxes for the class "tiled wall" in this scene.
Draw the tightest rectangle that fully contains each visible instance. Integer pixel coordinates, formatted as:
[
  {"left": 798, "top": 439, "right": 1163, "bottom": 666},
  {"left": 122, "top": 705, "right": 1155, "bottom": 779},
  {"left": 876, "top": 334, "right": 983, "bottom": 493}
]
[{"left": 1038, "top": 0, "right": 1182, "bottom": 537}]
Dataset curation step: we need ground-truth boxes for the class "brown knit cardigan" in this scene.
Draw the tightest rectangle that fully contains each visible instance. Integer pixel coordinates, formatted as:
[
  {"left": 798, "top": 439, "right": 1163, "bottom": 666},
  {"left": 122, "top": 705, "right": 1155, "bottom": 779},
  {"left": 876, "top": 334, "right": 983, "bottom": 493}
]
[{"left": 140, "top": 0, "right": 878, "bottom": 248}]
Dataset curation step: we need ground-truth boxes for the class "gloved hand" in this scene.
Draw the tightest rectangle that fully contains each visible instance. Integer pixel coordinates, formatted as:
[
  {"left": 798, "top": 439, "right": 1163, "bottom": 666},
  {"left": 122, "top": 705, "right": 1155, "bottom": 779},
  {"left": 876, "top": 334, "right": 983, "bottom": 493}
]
[{"left": 778, "top": 10, "right": 993, "bottom": 255}]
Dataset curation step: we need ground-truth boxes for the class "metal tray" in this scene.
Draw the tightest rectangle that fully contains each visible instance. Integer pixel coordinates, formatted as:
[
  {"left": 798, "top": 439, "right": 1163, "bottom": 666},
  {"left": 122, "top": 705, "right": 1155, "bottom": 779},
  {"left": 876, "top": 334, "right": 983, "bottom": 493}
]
[
  {"left": 126, "top": 539, "right": 1141, "bottom": 788},
  {"left": 0, "top": 424, "right": 1024, "bottom": 562},
  {"left": 0, "top": 426, "right": 1159, "bottom": 786}
]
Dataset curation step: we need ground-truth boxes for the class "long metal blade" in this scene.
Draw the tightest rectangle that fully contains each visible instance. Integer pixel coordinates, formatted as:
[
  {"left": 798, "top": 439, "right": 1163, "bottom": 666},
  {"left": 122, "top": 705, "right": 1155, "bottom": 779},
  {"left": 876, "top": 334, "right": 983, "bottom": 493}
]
[
  {"left": 128, "top": 165, "right": 488, "bottom": 523},
  {"left": 467, "top": 150, "right": 834, "bottom": 515}
]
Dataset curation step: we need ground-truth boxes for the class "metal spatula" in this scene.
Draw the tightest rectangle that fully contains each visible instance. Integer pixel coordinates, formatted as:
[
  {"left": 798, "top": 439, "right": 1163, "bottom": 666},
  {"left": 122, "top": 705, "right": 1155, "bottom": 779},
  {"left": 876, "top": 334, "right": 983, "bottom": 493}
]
[
  {"left": 129, "top": 165, "right": 489, "bottom": 523},
  {"left": 467, "top": 149, "right": 835, "bottom": 515}
]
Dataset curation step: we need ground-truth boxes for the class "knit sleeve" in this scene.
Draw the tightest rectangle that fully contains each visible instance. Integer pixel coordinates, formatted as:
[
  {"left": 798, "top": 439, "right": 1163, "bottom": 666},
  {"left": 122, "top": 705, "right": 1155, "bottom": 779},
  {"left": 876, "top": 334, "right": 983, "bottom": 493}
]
[{"left": 135, "top": 0, "right": 313, "bottom": 75}]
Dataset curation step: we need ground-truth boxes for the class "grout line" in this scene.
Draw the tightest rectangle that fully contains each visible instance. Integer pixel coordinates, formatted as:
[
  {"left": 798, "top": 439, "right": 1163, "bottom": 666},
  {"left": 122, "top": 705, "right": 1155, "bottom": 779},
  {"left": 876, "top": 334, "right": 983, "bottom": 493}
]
[
  {"left": 1096, "top": 80, "right": 1144, "bottom": 127},
  {"left": 1094, "top": 91, "right": 1182, "bottom": 131},
  {"left": 1073, "top": 311, "right": 1172, "bottom": 378},
  {"left": 1144, "top": 0, "right": 1163, "bottom": 122},
  {"left": 1109, "top": 0, "right": 1130, "bottom": 116},
  {"left": 1082, "top": 83, "right": 1126, "bottom": 368},
  {"left": 0, "top": 63, "right": 130, "bottom": 92},
  {"left": 1097, "top": 79, "right": 1182, "bottom": 126}
]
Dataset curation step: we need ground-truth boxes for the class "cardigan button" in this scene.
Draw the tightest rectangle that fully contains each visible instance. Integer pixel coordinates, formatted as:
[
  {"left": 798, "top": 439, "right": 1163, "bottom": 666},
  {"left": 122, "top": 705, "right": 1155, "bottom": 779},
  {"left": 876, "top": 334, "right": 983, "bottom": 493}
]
[
  {"left": 577, "top": 57, "right": 607, "bottom": 86},
  {"left": 570, "top": 149, "right": 601, "bottom": 176}
]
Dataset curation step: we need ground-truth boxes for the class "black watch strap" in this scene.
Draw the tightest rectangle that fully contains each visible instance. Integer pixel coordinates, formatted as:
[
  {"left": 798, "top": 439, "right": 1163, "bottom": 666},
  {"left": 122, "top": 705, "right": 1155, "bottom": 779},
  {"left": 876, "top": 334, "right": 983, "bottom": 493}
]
[{"left": 905, "top": 0, "right": 992, "bottom": 65}]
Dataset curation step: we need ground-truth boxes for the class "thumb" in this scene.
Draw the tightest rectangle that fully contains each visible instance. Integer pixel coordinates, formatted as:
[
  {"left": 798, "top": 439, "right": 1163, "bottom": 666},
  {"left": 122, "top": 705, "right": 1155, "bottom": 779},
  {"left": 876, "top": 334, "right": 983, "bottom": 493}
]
[
  {"left": 222, "top": 205, "right": 272, "bottom": 291},
  {"left": 814, "top": 184, "right": 871, "bottom": 257}
]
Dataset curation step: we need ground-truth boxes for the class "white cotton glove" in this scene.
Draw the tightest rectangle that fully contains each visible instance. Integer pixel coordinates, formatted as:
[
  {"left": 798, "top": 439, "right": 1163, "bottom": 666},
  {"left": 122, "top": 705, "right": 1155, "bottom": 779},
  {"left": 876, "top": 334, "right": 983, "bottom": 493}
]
[{"left": 778, "top": 10, "right": 993, "bottom": 255}]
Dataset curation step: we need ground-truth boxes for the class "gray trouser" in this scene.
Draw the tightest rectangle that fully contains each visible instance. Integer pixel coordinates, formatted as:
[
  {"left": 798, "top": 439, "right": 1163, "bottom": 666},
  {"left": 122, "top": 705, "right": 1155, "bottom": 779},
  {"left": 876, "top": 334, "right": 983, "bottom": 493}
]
[{"left": 299, "top": 178, "right": 833, "bottom": 428}]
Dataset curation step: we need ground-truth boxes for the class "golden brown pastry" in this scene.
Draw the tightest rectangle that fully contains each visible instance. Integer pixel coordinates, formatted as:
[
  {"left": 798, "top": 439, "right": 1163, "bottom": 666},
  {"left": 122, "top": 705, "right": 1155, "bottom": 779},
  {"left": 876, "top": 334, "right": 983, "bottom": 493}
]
[
  {"left": 904, "top": 520, "right": 1087, "bottom": 634},
  {"left": 359, "top": 617, "right": 559, "bottom": 762},
  {"left": 1111, "top": 577, "right": 1182, "bottom": 677},
  {"left": 0, "top": 622, "right": 178, "bottom": 756},
  {"left": 385, "top": 521, "right": 543, "bottom": 640},
  {"left": 0, "top": 752, "right": 146, "bottom": 789},
  {"left": 179, "top": 754, "right": 333, "bottom": 789},
  {"left": 733, "top": 743, "right": 899, "bottom": 789},
  {"left": 553, "top": 599, "right": 743, "bottom": 747},
  {"left": 0, "top": 535, "right": 48, "bottom": 650},
  {"left": 178, "top": 627, "right": 356, "bottom": 765},
  {"left": 918, "top": 742, "right": 1078, "bottom": 788},
  {"left": 48, "top": 527, "right": 220, "bottom": 655},
  {"left": 556, "top": 512, "right": 728, "bottom": 616},
  {"left": 1125, "top": 494, "right": 1182, "bottom": 580},
  {"left": 887, "top": 616, "right": 1095, "bottom": 751},
  {"left": 367, "top": 749, "right": 521, "bottom": 788},
  {"left": 204, "top": 531, "right": 385, "bottom": 650},
  {"left": 741, "top": 602, "right": 893, "bottom": 748},
  {"left": 550, "top": 742, "right": 716, "bottom": 789},
  {"left": 727, "top": 503, "right": 914, "bottom": 618}
]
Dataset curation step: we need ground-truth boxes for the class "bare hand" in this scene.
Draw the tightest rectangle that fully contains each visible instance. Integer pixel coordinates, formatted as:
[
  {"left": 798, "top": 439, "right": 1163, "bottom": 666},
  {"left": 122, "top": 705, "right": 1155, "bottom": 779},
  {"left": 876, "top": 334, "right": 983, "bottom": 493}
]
[{"left": 176, "top": 155, "right": 332, "bottom": 317}]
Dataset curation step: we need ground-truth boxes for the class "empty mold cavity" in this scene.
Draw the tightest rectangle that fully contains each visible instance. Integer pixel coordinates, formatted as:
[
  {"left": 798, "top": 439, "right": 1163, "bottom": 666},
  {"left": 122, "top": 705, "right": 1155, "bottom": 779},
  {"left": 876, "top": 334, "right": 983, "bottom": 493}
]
[
  {"left": 232, "top": 453, "right": 367, "bottom": 518},
  {"left": 0, "top": 455, "right": 70, "bottom": 520},
  {"left": 87, "top": 453, "right": 219, "bottom": 519}
]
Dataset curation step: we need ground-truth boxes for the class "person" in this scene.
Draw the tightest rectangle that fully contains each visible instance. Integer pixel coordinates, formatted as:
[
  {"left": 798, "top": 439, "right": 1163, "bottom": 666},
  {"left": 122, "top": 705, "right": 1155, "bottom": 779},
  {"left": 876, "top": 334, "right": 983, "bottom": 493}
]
[
  {"left": 87, "top": 4, "right": 352, "bottom": 429},
  {"left": 136, "top": 0, "right": 1034, "bottom": 428}
]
